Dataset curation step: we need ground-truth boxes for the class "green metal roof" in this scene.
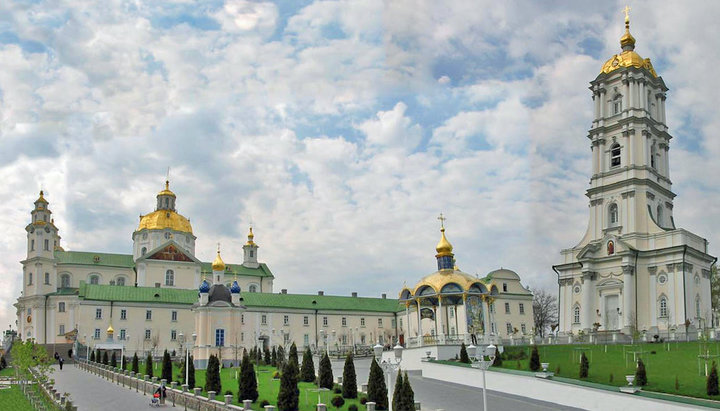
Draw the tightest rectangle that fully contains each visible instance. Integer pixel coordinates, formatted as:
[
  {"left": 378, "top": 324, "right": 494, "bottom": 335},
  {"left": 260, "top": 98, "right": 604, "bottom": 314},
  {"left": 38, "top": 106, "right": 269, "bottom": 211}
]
[
  {"left": 78, "top": 283, "right": 402, "bottom": 312},
  {"left": 55, "top": 251, "right": 135, "bottom": 268},
  {"left": 201, "top": 262, "right": 274, "bottom": 278}
]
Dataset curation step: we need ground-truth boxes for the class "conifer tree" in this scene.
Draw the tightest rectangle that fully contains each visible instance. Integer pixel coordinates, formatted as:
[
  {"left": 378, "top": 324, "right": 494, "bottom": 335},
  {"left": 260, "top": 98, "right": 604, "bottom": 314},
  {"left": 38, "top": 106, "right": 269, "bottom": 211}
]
[
  {"left": 111, "top": 351, "right": 117, "bottom": 368},
  {"left": 162, "top": 349, "right": 172, "bottom": 382},
  {"left": 257, "top": 346, "right": 263, "bottom": 364},
  {"left": 579, "top": 352, "right": 589, "bottom": 378},
  {"left": 90, "top": 350, "right": 95, "bottom": 363},
  {"left": 272, "top": 346, "right": 278, "bottom": 367},
  {"left": 529, "top": 346, "right": 540, "bottom": 372},
  {"left": 459, "top": 343, "right": 470, "bottom": 364},
  {"left": 102, "top": 351, "right": 109, "bottom": 365},
  {"left": 402, "top": 371, "right": 415, "bottom": 410},
  {"left": 635, "top": 358, "right": 647, "bottom": 386},
  {"left": 300, "top": 347, "right": 316, "bottom": 383},
  {"left": 277, "top": 361, "right": 299, "bottom": 411},
  {"left": 392, "top": 369, "right": 403, "bottom": 411},
  {"left": 145, "top": 353, "right": 154, "bottom": 378},
  {"left": 277, "top": 346, "right": 286, "bottom": 370},
  {"left": 238, "top": 351, "right": 259, "bottom": 402},
  {"left": 318, "top": 352, "right": 334, "bottom": 389},
  {"left": 188, "top": 355, "right": 196, "bottom": 389},
  {"left": 342, "top": 353, "right": 357, "bottom": 398},
  {"left": 205, "top": 354, "right": 222, "bottom": 393},
  {"left": 708, "top": 361, "right": 719, "bottom": 396},
  {"left": 289, "top": 342, "right": 299, "bottom": 369},
  {"left": 264, "top": 347, "right": 271, "bottom": 365},
  {"left": 132, "top": 353, "right": 139, "bottom": 374},
  {"left": 367, "top": 358, "right": 388, "bottom": 410}
]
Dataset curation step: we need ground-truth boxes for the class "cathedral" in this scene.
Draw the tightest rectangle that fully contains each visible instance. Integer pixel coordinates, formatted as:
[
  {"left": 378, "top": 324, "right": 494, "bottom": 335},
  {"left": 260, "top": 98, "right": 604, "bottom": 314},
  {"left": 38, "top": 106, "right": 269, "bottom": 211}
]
[
  {"left": 555, "top": 13, "right": 715, "bottom": 339},
  {"left": 15, "top": 180, "right": 533, "bottom": 368}
]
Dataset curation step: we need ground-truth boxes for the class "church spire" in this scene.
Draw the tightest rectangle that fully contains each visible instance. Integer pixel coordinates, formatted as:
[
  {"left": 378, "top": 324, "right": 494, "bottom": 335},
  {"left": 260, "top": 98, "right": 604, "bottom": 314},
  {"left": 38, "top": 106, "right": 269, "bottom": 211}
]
[
  {"left": 620, "top": 5, "right": 636, "bottom": 51},
  {"left": 435, "top": 213, "right": 455, "bottom": 271}
]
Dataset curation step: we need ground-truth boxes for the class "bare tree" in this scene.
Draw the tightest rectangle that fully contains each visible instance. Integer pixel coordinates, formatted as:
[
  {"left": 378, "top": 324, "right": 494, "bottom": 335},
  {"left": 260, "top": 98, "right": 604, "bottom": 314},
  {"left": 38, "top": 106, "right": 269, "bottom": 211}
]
[{"left": 533, "top": 289, "right": 558, "bottom": 338}]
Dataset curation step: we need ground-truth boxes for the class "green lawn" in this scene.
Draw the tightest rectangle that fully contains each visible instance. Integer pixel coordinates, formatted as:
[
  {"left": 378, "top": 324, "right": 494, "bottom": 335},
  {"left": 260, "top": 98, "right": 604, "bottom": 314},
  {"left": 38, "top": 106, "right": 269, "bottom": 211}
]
[
  {"left": 492, "top": 342, "right": 720, "bottom": 401},
  {"left": 133, "top": 361, "right": 365, "bottom": 410},
  {"left": 0, "top": 385, "right": 40, "bottom": 411},
  {"left": 0, "top": 367, "right": 16, "bottom": 377}
]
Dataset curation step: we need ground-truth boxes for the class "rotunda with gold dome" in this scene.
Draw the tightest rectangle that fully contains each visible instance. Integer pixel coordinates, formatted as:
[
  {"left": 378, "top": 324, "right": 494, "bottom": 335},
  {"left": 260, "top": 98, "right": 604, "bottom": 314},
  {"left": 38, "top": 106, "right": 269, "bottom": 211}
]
[{"left": 398, "top": 219, "right": 533, "bottom": 348}]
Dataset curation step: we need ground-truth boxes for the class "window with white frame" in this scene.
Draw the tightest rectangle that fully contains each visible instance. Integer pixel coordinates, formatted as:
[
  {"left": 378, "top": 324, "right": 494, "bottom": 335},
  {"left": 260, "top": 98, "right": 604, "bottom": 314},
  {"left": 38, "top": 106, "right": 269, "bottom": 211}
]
[
  {"left": 171, "top": 330, "right": 177, "bottom": 341},
  {"left": 378, "top": 318, "right": 383, "bottom": 328},
  {"left": 165, "top": 270, "right": 174, "bottom": 286},
  {"left": 145, "top": 329, "right": 151, "bottom": 340},
  {"left": 146, "top": 310, "right": 152, "bottom": 320},
  {"left": 304, "top": 334, "right": 309, "bottom": 346},
  {"left": 44, "top": 272, "right": 50, "bottom": 284},
  {"left": 60, "top": 274, "right": 70, "bottom": 288},
  {"left": 391, "top": 318, "right": 396, "bottom": 328},
  {"left": 303, "top": 316, "right": 309, "bottom": 326},
  {"left": 171, "top": 311, "right": 177, "bottom": 322},
  {"left": 491, "top": 322, "right": 497, "bottom": 334},
  {"left": 573, "top": 306, "right": 581, "bottom": 324},
  {"left": 360, "top": 317, "right": 365, "bottom": 327},
  {"left": 59, "top": 324, "right": 65, "bottom": 335},
  {"left": 610, "top": 144, "right": 621, "bottom": 167},
  {"left": 90, "top": 275, "right": 99, "bottom": 285},
  {"left": 95, "top": 308, "right": 102, "bottom": 319},
  {"left": 58, "top": 302, "right": 65, "bottom": 312},
  {"left": 506, "top": 323, "right": 513, "bottom": 335},
  {"left": 342, "top": 335, "right": 347, "bottom": 345},
  {"left": 696, "top": 297, "right": 702, "bottom": 319},
  {"left": 323, "top": 316, "right": 328, "bottom": 326},
  {"left": 613, "top": 94, "right": 622, "bottom": 114},
  {"left": 659, "top": 297, "right": 668, "bottom": 317},
  {"left": 284, "top": 315, "right": 289, "bottom": 326},
  {"left": 249, "top": 285, "right": 258, "bottom": 293},
  {"left": 44, "top": 239, "right": 49, "bottom": 251},
  {"left": 519, "top": 303, "right": 525, "bottom": 314},
  {"left": 261, "top": 314, "right": 267, "bottom": 325},
  {"left": 120, "top": 309, "right": 127, "bottom": 320},
  {"left": 283, "top": 333, "right": 289, "bottom": 344},
  {"left": 342, "top": 317, "right": 347, "bottom": 327},
  {"left": 116, "top": 277, "right": 125, "bottom": 286},
  {"left": 609, "top": 203, "right": 619, "bottom": 226},
  {"left": 502, "top": 283, "right": 508, "bottom": 292},
  {"left": 489, "top": 303, "right": 495, "bottom": 313},
  {"left": 504, "top": 302, "right": 510, "bottom": 314},
  {"left": 94, "top": 328, "right": 101, "bottom": 340},
  {"left": 119, "top": 329, "right": 126, "bottom": 340},
  {"left": 215, "top": 329, "right": 225, "bottom": 346},
  {"left": 521, "top": 323, "right": 526, "bottom": 334}
]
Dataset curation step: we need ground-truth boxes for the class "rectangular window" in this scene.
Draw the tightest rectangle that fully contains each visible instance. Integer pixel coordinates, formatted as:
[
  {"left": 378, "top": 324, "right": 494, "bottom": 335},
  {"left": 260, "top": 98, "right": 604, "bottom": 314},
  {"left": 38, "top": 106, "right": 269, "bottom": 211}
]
[
  {"left": 399, "top": 318, "right": 403, "bottom": 328},
  {"left": 491, "top": 322, "right": 497, "bottom": 334},
  {"left": 146, "top": 310, "right": 152, "bottom": 320},
  {"left": 241, "top": 332, "right": 244, "bottom": 342},
  {"left": 504, "top": 302, "right": 510, "bottom": 314},
  {"left": 489, "top": 303, "right": 495, "bottom": 313},
  {"left": 145, "top": 329, "right": 151, "bottom": 340},
  {"left": 342, "top": 317, "right": 347, "bottom": 327},
  {"left": 94, "top": 328, "right": 101, "bottom": 340},
  {"left": 361, "top": 334, "right": 366, "bottom": 344},
  {"left": 323, "top": 316, "right": 328, "bottom": 326},
  {"left": 449, "top": 309, "right": 454, "bottom": 318},
  {"left": 58, "top": 302, "right": 65, "bottom": 312},
  {"left": 241, "top": 314, "right": 245, "bottom": 324},
  {"left": 342, "top": 335, "right": 347, "bottom": 345},
  {"left": 506, "top": 323, "right": 513, "bottom": 335},
  {"left": 31, "top": 239, "right": 34, "bottom": 251},
  {"left": 171, "top": 330, "right": 177, "bottom": 341},
  {"left": 28, "top": 272, "right": 33, "bottom": 285},
  {"left": 378, "top": 318, "right": 383, "bottom": 328},
  {"left": 283, "top": 315, "right": 289, "bottom": 326},
  {"left": 95, "top": 308, "right": 102, "bottom": 319},
  {"left": 44, "top": 239, "right": 49, "bottom": 251},
  {"left": 59, "top": 324, "right": 65, "bottom": 335},
  {"left": 519, "top": 303, "right": 525, "bottom": 314},
  {"left": 521, "top": 324, "right": 526, "bottom": 334},
  {"left": 261, "top": 314, "right": 267, "bottom": 325},
  {"left": 44, "top": 272, "right": 50, "bottom": 284},
  {"left": 360, "top": 317, "right": 365, "bottom": 327},
  {"left": 502, "top": 283, "right": 508, "bottom": 292},
  {"left": 119, "top": 329, "right": 126, "bottom": 340},
  {"left": 304, "top": 334, "right": 309, "bottom": 347},
  {"left": 391, "top": 318, "right": 396, "bottom": 329},
  {"left": 284, "top": 333, "right": 289, "bottom": 344},
  {"left": 303, "top": 316, "right": 309, "bottom": 326},
  {"left": 171, "top": 310, "right": 178, "bottom": 322},
  {"left": 120, "top": 309, "right": 127, "bottom": 320}
]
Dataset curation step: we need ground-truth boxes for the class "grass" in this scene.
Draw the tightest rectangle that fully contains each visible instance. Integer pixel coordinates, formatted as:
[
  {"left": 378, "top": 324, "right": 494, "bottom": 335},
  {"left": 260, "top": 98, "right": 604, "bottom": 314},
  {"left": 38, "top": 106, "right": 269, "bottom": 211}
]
[
  {"left": 0, "top": 367, "right": 16, "bottom": 377},
  {"left": 131, "top": 361, "right": 366, "bottom": 410},
  {"left": 0, "top": 385, "right": 34, "bottom": 411},
  {"left": 490, "top": 341, "right": 720, "bottom": 401}
]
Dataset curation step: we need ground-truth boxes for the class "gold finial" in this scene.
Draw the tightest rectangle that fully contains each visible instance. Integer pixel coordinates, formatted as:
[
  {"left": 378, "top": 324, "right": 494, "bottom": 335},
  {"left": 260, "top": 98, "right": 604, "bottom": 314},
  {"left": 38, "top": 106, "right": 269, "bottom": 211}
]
[
  {"left": 435, "top": 219, "right": 454, "bottom": 257},
  {"left": 212, "top": 243, "right": 226, "bottom": 271},
  {"left": 246, "top": 226, "right": 255, "bottom": 245},
  {"left": 623, "top": 5, "right": 631, "bottom": 26},
  {"left": 437, "top": 213, "right": 446, "bottom": 229},
  {"left": 107, "top": 324, "right": 114, "bottom": 334},
  {"left": 619, "top": 5, "right": 635, "bottom": 50}
]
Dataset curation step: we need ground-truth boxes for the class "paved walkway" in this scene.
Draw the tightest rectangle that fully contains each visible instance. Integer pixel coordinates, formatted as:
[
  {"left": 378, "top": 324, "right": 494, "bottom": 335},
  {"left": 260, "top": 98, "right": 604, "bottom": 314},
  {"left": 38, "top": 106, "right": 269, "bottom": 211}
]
[{"left": 50, "top": 364, "right": 155, "bottom": 411}]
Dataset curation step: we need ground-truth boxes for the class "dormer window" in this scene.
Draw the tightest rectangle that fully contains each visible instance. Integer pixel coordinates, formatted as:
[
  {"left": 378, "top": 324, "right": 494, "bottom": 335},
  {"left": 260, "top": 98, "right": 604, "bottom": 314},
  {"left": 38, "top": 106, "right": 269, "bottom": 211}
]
[{"left": 610, "top": 144, "right": 621, "bottom": 167}]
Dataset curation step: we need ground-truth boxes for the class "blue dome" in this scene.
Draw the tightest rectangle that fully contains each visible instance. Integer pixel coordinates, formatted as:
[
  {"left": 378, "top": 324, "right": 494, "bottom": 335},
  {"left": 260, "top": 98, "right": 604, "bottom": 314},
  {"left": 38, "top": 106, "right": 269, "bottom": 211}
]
[
  {"left": 230, "top": 281, "right": 241, "bottom": 294},
  {"left": 199, "top": 279, "right": 210, "bottom": 293}
]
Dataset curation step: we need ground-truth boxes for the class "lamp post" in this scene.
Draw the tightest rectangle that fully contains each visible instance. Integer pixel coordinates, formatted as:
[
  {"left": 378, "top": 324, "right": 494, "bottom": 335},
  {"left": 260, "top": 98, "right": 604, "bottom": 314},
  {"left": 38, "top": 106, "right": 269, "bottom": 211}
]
[
  {"left": 467, "top": 344, "right": 497, "bottom": 411},
  {"left": 121, "top": 332, "right": 128, "bottom": 370},
  {"left": 373, "top": 340, "right": 403, "bottom": 411}
]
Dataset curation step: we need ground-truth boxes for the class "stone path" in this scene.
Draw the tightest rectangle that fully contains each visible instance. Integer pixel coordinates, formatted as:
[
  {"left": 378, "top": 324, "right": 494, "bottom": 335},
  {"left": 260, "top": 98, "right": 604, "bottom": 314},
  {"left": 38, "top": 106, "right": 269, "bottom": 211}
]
[{"left": 49, "top": 364, "right": 156, "bottom": 411}]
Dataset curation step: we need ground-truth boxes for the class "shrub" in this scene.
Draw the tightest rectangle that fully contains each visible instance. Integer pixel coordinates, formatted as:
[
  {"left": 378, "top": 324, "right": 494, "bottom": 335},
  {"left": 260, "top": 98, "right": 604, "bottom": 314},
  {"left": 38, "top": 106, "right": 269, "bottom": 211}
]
[
  {"left": 225, "top": 390, "right": 233, "bottom": 396},
  {"left": 277, "top": 361, "right": 299, "bottom": 411},
  {"left": 609, "top": 373, "right": 614, "bottom": 383},
  {"left": 132, "top": 353, "right": 139, "bottom": 374},
  {"left": 331, "top": 395, "right": 345, "bottom": 409},
  {"left": 188, "top": 355, "right": 196, "bottom": 389},
  {"left": 205, "top": 355, "right": 222, "bottom": 394},
  {"left": 259, "top": 400, "right": 270, "bottom": 408},
  {"left": 708, "top": 362, "right": 719, "bottom": 396},
  {"left": 516, "top": 360, "right": 521, "bottom": 369},
  {"left": 459, "top": 343, "right": 470, "bottom": 364},
  {"left": 102, "top": 351, "right": 109, "bottom": 365},
  {"left": 367, "top": 358, "right": 388, "bottom": 410},
  {"left": 300, "top": 347, "right": 315, "bottom": 383},
  {"left": 349, "top": 405, "right": 359, "bottom": 411},
  {"left": 360, "top": 397, "right": 368, "bottom": 404},
  {"left": 289, "top": 342, "right": 299, "bottom": 371},
  {"left": 239, "top": 351, "right": 258, "bottom": 402},
  {"left": 264, "top": 348, "right": 271, "bottom": 365},
  {"left": 342, "top": 353, "right": 357, "bottom": 399},
  {"left": 555, "top": 365, "right": 561, "bottom": 375},
  {"left": 271, "top": 347, "right": 278, "bottom": 367},
  {"left": 171, "top": 350, "right": 176, "bottom": 357},
  {"left": 529, "top": 346, "right": 540, "bottom": 372},
  {"left": 492, "top": 352, "right": 502, "bottom": 367},
  {"left": 401, "top": 371, "right": 415, "bottom": 410},
  {"left": 392, "top": 370, "right": 403, "bottom": 411},
  {"left": 635, "top": 359, "right": 647, "bottom": 386},
  {"left": 145, "top": 353, "right": 153, "bottom": 378},
  {"left": 579, "top": 353, "right": 589, "bottom": 379},
  {"left": 319, "top": 353, "right": 334, "bottom": 390},
  {"left": 333, "top": 385, "right": 342, "bottom": 394},
  {"left": 90, "top": 350, "right": 95, "bottom": 363},
  {"left": 273, "top": 371, "right": 281, "bottom": 379},
  {"left": 110, "top": 352, "right": 117, "bottom": 368},
  {"left": 161, "top": 350, "right": 172, "bottom": 382}
]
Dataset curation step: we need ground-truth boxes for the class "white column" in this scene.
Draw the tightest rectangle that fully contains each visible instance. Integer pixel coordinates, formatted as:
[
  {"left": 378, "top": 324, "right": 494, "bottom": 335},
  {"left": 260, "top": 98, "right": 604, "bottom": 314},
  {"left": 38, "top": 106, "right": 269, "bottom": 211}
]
[
  {"left": 416, "top": 300, "right": 423, "bottom": 341},
  {"left": 438, "top": 297, "right": 444, "bottom": 341},
  {"left": 623, "top": 266, "right": 635, "bottom": 331},
  {"left": 594, "top": 92, "right": 600, "bottom": 122},
  {"left": 582, "top": 273, "right": 594, "bottom": 330},
  {"left": 649, "top": 269, "right": 658, "bottom": 328},
  {"left": 664, "top": 146, "right": 670, "bottom": 179},
  {"left": 628, "top": 80, "right": 635, "bottom": 108}
]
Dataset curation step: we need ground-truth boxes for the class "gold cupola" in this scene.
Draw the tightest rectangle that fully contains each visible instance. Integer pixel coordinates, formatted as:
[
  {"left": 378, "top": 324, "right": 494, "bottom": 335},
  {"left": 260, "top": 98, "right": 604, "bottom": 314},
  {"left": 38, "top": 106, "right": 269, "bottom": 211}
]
[
  {"left": 137, "top": 180, "right": 193, "bottom": 234},
  {"left": 107, "top": 324, "right": 114, "bottom": 334},
  {"left": 600, "top": 6, "right": 657, "bottom": 77},
  {"left": 212, "top": 248, "right": 226, "bottom": 272},
  {"left": 435, "top": 228, "right": 453, "bottom": 257},
  {"left": 246, "top": 227, "right": 255, "bottom": 246}
]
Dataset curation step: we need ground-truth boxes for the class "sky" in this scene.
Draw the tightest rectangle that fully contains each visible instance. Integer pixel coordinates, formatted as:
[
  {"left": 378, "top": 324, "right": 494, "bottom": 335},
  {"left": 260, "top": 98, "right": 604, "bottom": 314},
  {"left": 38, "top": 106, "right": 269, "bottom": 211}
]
[{"left": 1, "top": 0, "right": 720, "bottom": 333}]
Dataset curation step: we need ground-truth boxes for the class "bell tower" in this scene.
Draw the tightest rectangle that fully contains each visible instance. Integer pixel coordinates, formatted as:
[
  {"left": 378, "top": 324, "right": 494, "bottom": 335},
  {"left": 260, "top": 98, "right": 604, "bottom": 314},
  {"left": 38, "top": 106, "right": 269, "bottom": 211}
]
[
  {"left": 242, "top": 227, "right": 259, "bottom": 268},
  {"left": 23, "top": 190, "right": 61, "bottom": 296}
]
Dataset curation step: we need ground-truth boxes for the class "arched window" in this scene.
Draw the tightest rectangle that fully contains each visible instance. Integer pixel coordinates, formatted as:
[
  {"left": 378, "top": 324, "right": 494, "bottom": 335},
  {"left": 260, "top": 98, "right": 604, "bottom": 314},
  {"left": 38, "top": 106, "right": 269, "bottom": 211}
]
[
  {"left": 164, "top": 198, "right": 169, "bottom": 208},
  {"left": 650, "top": 143, "right": 657, "bottom": 169},
  {"left": 60, "top": 274, "right": 70, "bottom": 288},
  {"left": 613, "top": 94, "right": 622, "bottom": 114},
  {"left": 249, "top": 284, "right": 258, "bottom": 293},
  {"left": 656, "top": 205, "right": 663, "bottom": 226},
  {"left": 610, "top": 143, "right": 621, "bottom": 167},
  {"left": 116, "top": 277, "right": 126, "bottom": 286},
  {"left": 141, "top": 247, "right": 147, "bottom": 256},
  {"left": 696, "top": 296, "right": 702, "bottom": 319},
  {"left": 89, "top": 275, "right": 99, "bottom": 285},
  {"left": 659, "top": 297, "right": 668, "bottom": 317},
  {"left": 165, "top": 270, "right": 174, "bottom": 286},
  {"left": 609, "top": 203, "right": 619, "bottom": 226},
  {"left": 573, "top": 306, "right": 581, "bottom": 324}
]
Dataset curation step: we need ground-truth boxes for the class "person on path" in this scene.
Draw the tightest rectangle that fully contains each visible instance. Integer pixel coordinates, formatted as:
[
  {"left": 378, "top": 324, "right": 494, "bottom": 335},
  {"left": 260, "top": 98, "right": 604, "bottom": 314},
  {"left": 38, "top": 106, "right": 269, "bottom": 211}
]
[{"left": 59, "top": 356, "right": 64, "bottom": 370}]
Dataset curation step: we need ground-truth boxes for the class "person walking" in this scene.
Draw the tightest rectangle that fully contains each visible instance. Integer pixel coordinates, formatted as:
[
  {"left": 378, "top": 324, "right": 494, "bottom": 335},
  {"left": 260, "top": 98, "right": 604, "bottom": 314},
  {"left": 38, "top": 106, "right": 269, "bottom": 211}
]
[{"left": 59, "top": 356, "right": 64, "bottom": 370}]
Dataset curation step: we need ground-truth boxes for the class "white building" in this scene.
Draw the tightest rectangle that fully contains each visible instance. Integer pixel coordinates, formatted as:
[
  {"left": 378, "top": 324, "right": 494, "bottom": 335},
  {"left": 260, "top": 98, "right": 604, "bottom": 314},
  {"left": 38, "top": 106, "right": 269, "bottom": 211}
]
[{"left": 555, "top": 15, "right": 715, "bottom": 339}]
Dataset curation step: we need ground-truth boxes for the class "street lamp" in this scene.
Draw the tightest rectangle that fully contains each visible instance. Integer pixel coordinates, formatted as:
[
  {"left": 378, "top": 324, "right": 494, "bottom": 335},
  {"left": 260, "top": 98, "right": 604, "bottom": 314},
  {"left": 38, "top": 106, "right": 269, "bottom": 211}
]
[
  {"left": 467, "top": 344, "right": 497, "bottom": 411},
  {"left": 121, "top": 332, "right": 128, "bottom": 370},
  {"left": 84, "top": 334, "right": 89, "bottom": 362},
  {"left": 373, "top": 340, "right": 403, "bottom": 411}
]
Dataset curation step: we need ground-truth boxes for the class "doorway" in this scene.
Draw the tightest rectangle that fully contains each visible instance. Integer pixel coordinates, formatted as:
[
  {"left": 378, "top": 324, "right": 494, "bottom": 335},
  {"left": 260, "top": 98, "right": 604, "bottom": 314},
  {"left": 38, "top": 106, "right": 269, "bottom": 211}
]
[{"left": 604, "top": 295, "right": 619, "bottom": 330}]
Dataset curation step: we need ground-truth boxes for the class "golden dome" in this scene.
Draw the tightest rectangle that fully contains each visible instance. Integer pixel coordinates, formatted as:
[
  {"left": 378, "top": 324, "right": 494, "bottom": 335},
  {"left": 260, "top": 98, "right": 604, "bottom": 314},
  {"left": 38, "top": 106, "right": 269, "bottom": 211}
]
[
  {"left": 107, "top": 324, "right": 114, "bottom": 334},
  {"left": 435, "top": 228, "right": 453, "bottom": 257},
  {"left": 601, "top": 9, "right": 657, "bottom": 77},
  {"left": 137, "top": 210, "right": 193, "bottom": 234},
  {"left": 36, "top": 190, "right": 48, "bottom": 203},
  {"left": 212, "top": 250, "right": 226, "bottom": 271},
  {"left": 158, "top": 180, "right": 176, "bottom": 198},
  {"left": 246, "top": 227, "right": 255, "bottom": 246},
  {"left": 411, "top": 269, "right": 484, "bottom": 296}
]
